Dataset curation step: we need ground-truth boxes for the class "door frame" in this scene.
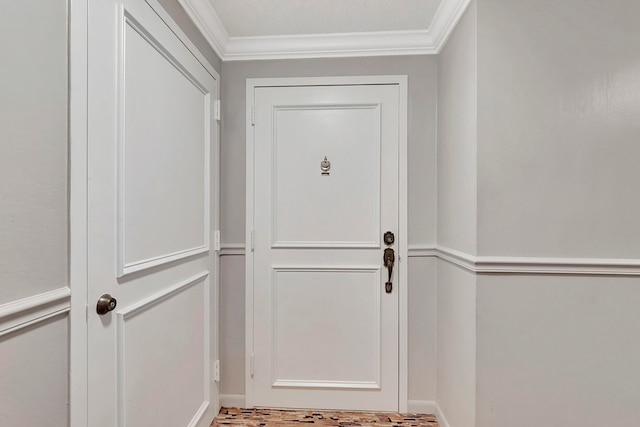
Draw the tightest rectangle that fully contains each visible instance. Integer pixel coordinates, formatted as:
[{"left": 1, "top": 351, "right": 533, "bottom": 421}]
[
  {"left": 69, "top": 1, "right": 221, "bottom": 424},
  {"left": 245, "top": 75, "right": 409, "bottom": 412}
]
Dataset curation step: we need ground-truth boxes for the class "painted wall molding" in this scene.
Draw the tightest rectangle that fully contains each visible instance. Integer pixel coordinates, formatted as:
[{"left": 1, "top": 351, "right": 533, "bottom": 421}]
[
  {"left": 225, "top": 243, "right": 640, "bottom": 275},
  {"left": 177, "top": 0, "right": 471, "bottom": 61},
  {"left": 407, "top": 245, "right": 438, "bottom": 258},
  {"left": 408, "top": 245, "right": 640, "bottom": 276},
  {"left": 0, "top": 287, "right": 71, "bottom": 337},
  {"left": 219, "top": 243, "right": 246, "bottom": 256}
]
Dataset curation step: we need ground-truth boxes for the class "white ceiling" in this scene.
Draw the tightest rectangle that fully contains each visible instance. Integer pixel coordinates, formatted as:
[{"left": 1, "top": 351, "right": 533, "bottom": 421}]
[
  {"left": 209, "top": 0, "right": 442, "bottom": 37},
  {"left": 178, "top": 0, "right": 471, "bottom": 61}
]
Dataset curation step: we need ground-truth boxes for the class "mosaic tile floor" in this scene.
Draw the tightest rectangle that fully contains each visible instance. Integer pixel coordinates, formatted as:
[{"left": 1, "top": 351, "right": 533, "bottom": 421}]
[{"left": 212, "top": 407, "right": 439, "bottom": 427}]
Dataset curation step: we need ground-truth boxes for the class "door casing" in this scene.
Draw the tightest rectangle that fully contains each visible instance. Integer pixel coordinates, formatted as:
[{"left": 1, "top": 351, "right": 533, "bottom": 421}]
[
  {"left": 245, "top": 75, "right": 409, "bottom": 412},
  {"left": 68, "top": 1, "right": 221, "bottom": 424}
]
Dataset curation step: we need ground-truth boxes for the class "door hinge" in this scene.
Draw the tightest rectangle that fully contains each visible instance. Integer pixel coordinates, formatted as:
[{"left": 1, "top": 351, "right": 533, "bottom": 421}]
[
  {"left": 214, "top": 230, "right": 221, "bottom": 252},
  {"left": 250, "top": 354, "right": 255, "bottom": 377},
  {"left": 214, "top": 360, "right": 220, "bottom": 382},
  {"left": 251, "top": 105, "right": 255, "bottom": 126},
  {"left": 250, "top": 229, "right": 255, "bottom": 252},
  {"left": 214, "top": 99, "right": 221, "bottom": 121}
]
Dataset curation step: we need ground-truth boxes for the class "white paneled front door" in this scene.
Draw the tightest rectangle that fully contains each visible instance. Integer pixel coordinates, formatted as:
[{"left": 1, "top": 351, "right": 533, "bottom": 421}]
[
  {"left": 87, "top": 1, "right": 218, "bottom": 426},
  {"left": 249, "top": 80, "right": 404, "bottom": 411}
]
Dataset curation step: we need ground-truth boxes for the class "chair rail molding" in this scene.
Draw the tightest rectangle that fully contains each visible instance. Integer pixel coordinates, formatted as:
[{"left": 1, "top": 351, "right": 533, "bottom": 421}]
[
  {"left": 0, "top": 287, "right": 71, "bottom": 337},
  {"left": 219, "top": 243, "right": 246, "bottom": 256},
  {"left": 407, "top": 245, "right": 640, "bottom": 276},
  {"left": 177, "top": 0, "right": 471, "bottom": 61}
]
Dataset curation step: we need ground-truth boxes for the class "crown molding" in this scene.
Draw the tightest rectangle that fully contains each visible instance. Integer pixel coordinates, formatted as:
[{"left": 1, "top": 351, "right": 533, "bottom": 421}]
[
  {"left": 178, "top": 0, "right": 229, "bottom": 59},
  {"left": 428, "top": 0, "right": 473, "bottom": 52},
  {"left": 178, "top": 0, "right": 471, "bottom": 61}
]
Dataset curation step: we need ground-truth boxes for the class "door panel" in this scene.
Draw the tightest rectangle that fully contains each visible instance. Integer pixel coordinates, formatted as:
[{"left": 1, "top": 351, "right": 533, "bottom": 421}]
[
  {"left": 272, "top": 106, "right": 381, "bottom": 247},
  {"left": 87, "top": 0, "right": 218, "bottom": 425},
  {"left": 272, "top": 267, "right": 381, "bottom": 388},
  {"left": 252, "top": 84, "right": 400, "bottom": 411},
  {"left": 117, "top": 274, "right": 208, "bottom": 426},
  {"left": 119, "top": 3, "right": 211, "bottom": 276}
]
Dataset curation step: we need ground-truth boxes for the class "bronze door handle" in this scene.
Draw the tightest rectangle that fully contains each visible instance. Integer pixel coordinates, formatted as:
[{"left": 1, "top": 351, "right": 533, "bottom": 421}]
[{"left": 383, "top": 247, "right": 395, "bottom": 293}]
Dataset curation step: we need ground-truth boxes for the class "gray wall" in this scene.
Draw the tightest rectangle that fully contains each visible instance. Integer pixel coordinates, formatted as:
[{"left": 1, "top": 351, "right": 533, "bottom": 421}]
[
  {"left": 477, "top": 275, "right": 640, "bottom": 427},
  {"left": 477, "top": 0, "right": 640, "bottom": 259},
  {"left": 0, "top": 1, "right": 68, "bottom": 305},
  {"left": 0, "top": 1, "right": 70, "bottom": 425},
  {"left": 437, "top": 0, "right": 477, "bottom": 256},
  {"left": 436, "top": 2, "right": 477, "bottom": 426},
  {"left": 219, "top": 56, "right": 439, "bottom": 402},
  {"left": 474, "top": 0, "right": 640, "bottom": 426}
]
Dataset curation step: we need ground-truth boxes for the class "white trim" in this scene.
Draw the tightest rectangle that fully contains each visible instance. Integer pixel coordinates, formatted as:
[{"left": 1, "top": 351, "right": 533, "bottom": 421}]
[
  {"left": 0, "top": 287, "right": 71, "bottom": 337},
  {"left": 436, "top": 246, "right": 476, "bottom": 273},
  {"left": 245, "top": 75, "right": 409, "bottom": 411},
  {"left": 69, "top": 1, "right": 89, "bottom": 425},
  {"left": 397, "top": 75, "right": 409, "bottom": 413},
  {"left": 245, "top": 77, "right": 256, "bottom": 407},
  {"left": 219, "top": 243, "right": 246, "bottom": 256},
  {"left": 219, "top": 394, "right": 246, "bottom": 409},
  {"left": 176, "top": 0, "right": 228, "bottom": 60},
  {"left": 272, "top": 379, "right": 381, "bottom": 390},
  {"left": 435, "top": 402, "right": 452, "bottom": 427},
  {"left": 407, "top": 400, "right": 438, "bottom": 414},
  {"left": 407, "top": 245, "right": 438, "bottom": 258},
  {"left": 407, "top": 245, "right": 640, "bottom": 276},
  {"left": 223, "top": 31, "right": 438, "bottom": 61},
  {"left": 177, "top": 0, "right": 471, "bottom": 61},
  {"left": 476, "top": 256, "right": 640, "bottom": 276},
  {"left": 428, "top": 0, "right": 473, "bottom": 52}
]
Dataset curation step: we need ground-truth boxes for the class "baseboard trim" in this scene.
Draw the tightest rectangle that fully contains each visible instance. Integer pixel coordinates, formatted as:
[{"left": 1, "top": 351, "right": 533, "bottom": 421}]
[
  {"left": 434, "top": 402, "right": 451, "bottom": 427},
  {"left": 220, "top": 394, "right": 246, "bottom": 408},
  {"left": 407, "top": 400, "right": 437, "bottom": 414},
  {"left": 0, "top": 287, "right": 71, "bottom": 336}
]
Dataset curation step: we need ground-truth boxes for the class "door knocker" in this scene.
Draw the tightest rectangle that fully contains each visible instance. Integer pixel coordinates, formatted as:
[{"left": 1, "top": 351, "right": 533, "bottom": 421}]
[{"left": 320, "top": 156, "right": 331, "bottom": 176}]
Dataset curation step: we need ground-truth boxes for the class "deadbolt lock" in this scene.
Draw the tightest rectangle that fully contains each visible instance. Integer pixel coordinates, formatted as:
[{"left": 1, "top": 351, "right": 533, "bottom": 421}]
[{"left": 384, "top": 231, "right": 395, "bottom": 246}]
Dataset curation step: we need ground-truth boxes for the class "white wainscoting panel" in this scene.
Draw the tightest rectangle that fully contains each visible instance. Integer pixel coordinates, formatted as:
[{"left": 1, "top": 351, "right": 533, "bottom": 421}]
[
  {"left": 116, "top": 273, "right": 210, "bottom": 426},
  {"left": 271, "top": 267, "right": 381, "bottom": 389},
  {"left": 117, "top": 14, "right": 210, "bottom": 277},
  {"left": 271, "top": 105, "right": 381, "bottom": 249}
]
